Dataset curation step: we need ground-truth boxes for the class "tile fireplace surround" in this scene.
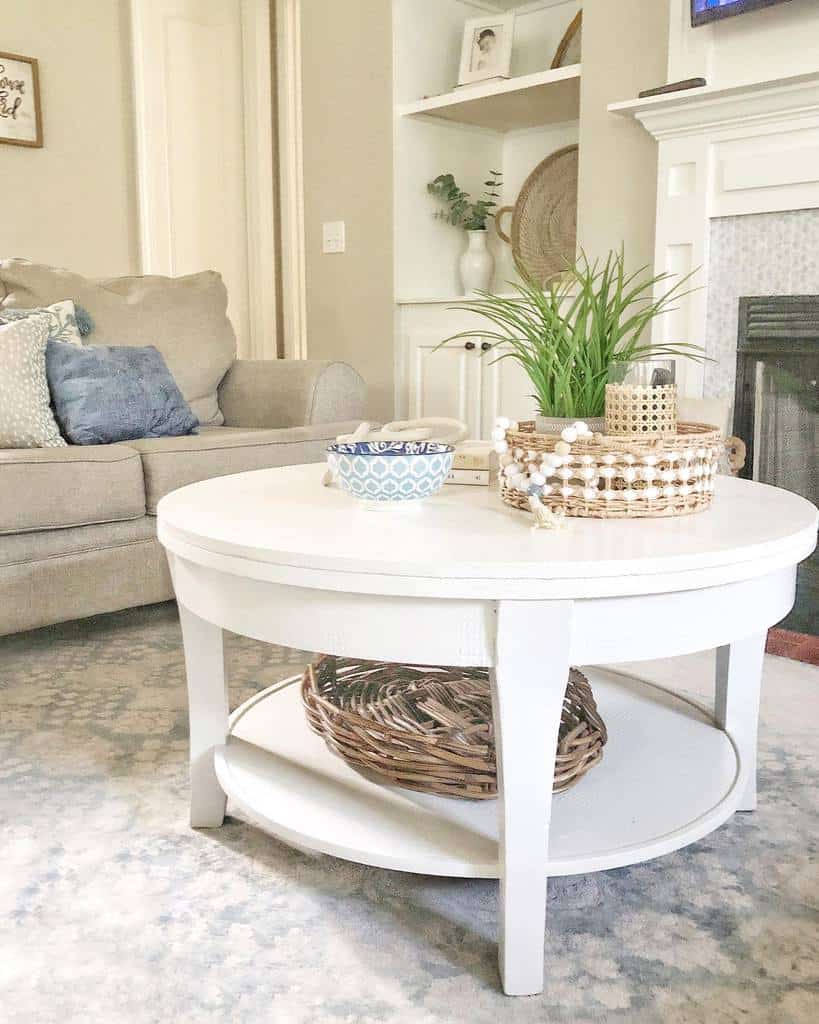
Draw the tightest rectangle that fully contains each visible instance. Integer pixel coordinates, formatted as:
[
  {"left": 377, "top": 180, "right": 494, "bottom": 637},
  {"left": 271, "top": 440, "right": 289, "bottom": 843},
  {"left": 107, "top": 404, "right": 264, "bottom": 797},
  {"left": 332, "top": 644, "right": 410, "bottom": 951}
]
[
  {"left": 705, "top": 210, "right": 819, "bottom": 401},
  {"left": 611, "top": 71, "right": 819, "bottom": 399}
]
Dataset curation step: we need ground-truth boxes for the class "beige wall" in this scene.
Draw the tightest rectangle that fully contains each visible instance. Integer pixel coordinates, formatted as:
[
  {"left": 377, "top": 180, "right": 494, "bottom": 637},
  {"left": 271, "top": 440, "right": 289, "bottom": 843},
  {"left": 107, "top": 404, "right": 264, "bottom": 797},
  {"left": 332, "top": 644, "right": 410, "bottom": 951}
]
[
  {"left": 0, "top": 1, "right": 139, "bottom": 278},
  {"left": 576, "top": 0, "right": 670, "bottom": 272},
  {"left": 300, "top": 0, "right": 394, "bottom": 421}
]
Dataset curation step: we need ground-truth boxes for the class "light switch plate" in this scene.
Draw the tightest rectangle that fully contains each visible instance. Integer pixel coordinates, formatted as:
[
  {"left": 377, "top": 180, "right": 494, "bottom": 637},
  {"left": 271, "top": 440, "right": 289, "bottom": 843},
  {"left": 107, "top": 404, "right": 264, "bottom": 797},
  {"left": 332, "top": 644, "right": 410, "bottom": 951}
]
[{"left": 322, "top": 221, "right": 346, "bottom": 254}]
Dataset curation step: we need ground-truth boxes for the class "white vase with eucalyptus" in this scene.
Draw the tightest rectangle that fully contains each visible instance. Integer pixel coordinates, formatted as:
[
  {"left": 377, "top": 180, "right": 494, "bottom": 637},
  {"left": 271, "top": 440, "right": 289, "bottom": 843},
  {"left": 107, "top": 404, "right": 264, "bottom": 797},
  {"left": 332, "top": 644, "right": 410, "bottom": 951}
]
[{"left": 427, "top": 170, "right": 502, "bottom": 296}]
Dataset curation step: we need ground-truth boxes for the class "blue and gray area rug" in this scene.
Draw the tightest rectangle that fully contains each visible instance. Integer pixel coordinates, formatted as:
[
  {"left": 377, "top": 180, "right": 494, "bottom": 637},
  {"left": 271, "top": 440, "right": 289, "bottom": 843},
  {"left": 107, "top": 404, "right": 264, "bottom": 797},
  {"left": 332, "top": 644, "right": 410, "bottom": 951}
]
[{"left": 1, "top": 603, "right": 817, "bottom": 1023}]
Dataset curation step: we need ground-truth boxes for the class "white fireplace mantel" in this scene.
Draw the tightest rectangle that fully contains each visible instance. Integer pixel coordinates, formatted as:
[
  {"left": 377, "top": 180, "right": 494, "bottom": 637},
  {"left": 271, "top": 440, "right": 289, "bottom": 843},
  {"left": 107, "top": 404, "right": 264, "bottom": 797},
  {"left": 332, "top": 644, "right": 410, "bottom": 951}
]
[
  {"left": 610, "top": 71, "right": 819, "bottom": 140},
  {"left": 610, "top": 71, "right": 819, "bottom": 397}
]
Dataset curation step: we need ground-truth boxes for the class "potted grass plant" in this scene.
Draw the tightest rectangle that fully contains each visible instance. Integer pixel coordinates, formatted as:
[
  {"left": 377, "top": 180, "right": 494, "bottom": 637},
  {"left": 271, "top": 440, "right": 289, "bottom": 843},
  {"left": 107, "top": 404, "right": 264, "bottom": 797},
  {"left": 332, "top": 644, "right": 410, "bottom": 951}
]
[{"left": 439, "top": 249, "right": 705, "bottom": 432}]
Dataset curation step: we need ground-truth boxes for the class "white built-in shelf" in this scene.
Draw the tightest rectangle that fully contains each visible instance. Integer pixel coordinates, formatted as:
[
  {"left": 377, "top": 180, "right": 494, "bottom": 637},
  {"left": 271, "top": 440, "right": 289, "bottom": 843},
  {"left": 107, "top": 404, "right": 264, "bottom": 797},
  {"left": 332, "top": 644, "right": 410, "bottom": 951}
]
[{"left": 399, "top": 64, "right": 581, "bottom": 133}]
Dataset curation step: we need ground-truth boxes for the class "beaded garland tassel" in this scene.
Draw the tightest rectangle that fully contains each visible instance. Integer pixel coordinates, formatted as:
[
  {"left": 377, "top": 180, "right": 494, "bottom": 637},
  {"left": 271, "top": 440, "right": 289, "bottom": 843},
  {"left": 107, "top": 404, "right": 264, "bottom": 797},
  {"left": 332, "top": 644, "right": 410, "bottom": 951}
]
[{"left": 493, "top": 418, "right": 723, "bottom": 520}]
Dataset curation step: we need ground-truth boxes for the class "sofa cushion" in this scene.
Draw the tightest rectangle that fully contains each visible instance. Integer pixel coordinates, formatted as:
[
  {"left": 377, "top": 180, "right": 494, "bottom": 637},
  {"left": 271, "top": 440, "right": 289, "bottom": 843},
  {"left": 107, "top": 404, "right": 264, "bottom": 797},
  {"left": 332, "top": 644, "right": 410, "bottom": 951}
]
[
  {"left": 125, "top": 423, "right": 362, "bottom": 513},
  {"left": 0, "top": 445, "right": 146, "bottom": 534},
  {"left": 0, "top": 259, "right": 236, "bottom": 426}
]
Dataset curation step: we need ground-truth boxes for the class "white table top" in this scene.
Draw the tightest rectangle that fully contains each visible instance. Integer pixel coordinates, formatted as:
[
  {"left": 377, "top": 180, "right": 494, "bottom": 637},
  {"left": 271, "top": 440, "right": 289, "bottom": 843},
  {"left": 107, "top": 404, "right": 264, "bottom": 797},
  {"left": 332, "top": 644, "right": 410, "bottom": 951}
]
[{"left": 157, "top": 465, "right": 817, "bottom": 600}]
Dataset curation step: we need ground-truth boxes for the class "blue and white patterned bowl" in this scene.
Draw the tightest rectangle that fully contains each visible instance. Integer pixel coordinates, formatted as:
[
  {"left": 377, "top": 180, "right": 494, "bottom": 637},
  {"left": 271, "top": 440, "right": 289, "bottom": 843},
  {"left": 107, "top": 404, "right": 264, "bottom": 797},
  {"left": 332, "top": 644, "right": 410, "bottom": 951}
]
[{"left": 326, "top": 441, "right": 454, "bottom": 502}]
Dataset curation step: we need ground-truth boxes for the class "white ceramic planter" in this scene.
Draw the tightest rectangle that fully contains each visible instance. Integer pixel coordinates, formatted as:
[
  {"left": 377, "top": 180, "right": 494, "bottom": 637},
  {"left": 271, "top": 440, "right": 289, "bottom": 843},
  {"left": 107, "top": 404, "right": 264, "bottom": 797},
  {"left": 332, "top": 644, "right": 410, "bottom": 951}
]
[{"left": 459, "top": 229, "right": 494, "bottom": 294}]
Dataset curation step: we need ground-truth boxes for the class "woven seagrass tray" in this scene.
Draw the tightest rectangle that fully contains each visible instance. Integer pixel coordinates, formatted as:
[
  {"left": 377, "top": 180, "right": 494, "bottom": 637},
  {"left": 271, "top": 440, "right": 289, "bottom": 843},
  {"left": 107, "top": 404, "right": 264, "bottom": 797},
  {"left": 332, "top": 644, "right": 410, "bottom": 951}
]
[
  {"left": 301, "top": 656, "right": 607, "bottom": 800},
  {"left": 500, "top": 420, "right": 722, "bottom": 520}
]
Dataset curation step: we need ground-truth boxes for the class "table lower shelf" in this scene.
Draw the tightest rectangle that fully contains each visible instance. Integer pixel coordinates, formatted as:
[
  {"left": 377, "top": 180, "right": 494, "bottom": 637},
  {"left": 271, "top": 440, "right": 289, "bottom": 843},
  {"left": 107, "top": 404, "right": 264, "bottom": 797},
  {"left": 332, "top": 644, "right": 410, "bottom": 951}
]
[{"left": 215, "top": 668, "right": 742, "bottom": 878}]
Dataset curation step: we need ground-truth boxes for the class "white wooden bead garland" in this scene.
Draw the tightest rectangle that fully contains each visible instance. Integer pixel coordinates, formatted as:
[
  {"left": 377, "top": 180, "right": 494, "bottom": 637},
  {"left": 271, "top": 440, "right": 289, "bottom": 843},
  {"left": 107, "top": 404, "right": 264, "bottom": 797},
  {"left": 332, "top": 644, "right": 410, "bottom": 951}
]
[{"left": 493, "top": 419, "right": 723, "bottom": 520}]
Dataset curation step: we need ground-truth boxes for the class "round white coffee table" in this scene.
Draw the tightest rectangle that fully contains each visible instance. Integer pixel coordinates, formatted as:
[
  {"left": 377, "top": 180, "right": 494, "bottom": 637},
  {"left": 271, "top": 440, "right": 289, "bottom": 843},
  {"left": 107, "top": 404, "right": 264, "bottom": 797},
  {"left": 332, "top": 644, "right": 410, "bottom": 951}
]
[{"left": 157, "top": 466, "right": 816, "bottom": 996}]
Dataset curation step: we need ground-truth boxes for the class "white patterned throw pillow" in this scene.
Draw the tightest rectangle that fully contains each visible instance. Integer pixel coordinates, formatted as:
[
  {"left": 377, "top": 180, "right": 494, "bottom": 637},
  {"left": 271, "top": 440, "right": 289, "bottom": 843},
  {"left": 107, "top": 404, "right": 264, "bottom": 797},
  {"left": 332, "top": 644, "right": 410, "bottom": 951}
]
[
  {"left": 0, "top": 314, "right": 67, "bottom": 447},
  {"left": 0, "top": 299, "right": 83, "bottom": 346}
]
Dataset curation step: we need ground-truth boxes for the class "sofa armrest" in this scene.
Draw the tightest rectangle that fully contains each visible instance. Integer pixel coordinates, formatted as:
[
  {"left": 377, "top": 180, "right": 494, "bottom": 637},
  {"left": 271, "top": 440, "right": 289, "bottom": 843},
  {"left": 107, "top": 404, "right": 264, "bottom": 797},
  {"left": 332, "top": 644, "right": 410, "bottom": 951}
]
[{"left": 217, "top": 359, "right": 366, "bottom": 429}]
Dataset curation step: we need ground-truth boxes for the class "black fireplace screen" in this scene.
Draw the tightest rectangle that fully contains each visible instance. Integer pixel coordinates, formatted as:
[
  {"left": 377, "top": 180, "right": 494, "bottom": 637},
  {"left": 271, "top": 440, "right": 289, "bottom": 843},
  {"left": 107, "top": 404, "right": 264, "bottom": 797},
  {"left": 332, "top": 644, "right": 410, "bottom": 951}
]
[{"left": 734, "top": 297, "right": 818, "bottom": 635}]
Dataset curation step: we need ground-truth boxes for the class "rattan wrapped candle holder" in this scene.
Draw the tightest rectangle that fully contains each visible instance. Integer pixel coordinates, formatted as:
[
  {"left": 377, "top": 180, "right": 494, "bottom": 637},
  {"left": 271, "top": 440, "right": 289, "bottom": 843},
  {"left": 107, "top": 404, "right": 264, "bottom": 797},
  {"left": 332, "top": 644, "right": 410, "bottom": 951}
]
[
  {"left": 605, "top": 383, "right": 678, "bottom": 436},
  {"left": 499, "top": 421, "right": 722, "bottom": 520},
  {"left": 302, "top": 655, "right": 607, "bottom": 799}
]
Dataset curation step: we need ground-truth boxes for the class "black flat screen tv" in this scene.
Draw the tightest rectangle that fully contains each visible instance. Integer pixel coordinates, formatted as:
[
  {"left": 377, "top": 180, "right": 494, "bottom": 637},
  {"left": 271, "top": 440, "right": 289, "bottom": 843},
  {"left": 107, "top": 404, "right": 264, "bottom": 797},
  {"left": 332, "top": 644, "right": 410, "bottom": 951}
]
[{"left": 691, "top": 0, "right": 793, "bottom": 27}]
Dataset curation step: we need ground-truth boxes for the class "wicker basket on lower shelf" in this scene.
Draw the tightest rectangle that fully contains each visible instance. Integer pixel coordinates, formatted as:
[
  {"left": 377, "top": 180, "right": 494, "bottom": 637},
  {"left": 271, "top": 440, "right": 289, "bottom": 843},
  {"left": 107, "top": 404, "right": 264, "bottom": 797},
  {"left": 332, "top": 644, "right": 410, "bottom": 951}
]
[
  {"left": 301, "top": 656, "right": 607, "bottom": 799},
  {"left": 500, "top": 420, "right": 722, "bottom": 520}
]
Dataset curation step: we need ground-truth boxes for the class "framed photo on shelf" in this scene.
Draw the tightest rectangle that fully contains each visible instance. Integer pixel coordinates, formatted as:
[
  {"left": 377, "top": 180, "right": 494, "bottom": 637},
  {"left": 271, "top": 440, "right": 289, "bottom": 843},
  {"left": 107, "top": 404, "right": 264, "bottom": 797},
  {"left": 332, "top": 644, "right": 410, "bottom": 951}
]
[
  {"left": 0, "top": 51, "right": 42, "bottom": 147},
  {"left": 457, "top": 14, "right": 515, "bottom": 87}
]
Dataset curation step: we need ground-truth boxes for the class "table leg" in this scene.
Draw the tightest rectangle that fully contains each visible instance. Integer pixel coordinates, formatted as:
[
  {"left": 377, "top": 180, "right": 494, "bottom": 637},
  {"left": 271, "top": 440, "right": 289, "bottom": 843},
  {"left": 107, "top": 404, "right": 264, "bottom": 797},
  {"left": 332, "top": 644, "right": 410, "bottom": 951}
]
[
  {"left": 178, "top": 602, "right": 229, "bottom": 828},
  {"left": 715, "top": 632, "right": 767, "bottom": 812},
  {"left": 490, "top": 599, "right": 572, "bottom": 996}
]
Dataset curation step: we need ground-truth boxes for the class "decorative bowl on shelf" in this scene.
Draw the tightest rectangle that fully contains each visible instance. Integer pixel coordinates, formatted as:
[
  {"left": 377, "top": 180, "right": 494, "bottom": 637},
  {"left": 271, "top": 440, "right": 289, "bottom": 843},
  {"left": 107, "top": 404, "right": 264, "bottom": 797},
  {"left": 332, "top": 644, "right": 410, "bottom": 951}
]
[{"left": 327, "top": 441, "right": 455, "bottom": 502}]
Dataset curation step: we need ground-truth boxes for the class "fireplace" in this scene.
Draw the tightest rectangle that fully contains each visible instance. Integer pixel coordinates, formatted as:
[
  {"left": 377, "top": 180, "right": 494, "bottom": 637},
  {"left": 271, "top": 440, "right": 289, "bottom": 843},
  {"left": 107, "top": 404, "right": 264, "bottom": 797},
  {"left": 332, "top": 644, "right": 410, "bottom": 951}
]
[
  {"left": 733, "top": 296, "right": 819, "bottom": 635},
  {"left": 610, "top": 59, "right": 819, "bottom": 642}
]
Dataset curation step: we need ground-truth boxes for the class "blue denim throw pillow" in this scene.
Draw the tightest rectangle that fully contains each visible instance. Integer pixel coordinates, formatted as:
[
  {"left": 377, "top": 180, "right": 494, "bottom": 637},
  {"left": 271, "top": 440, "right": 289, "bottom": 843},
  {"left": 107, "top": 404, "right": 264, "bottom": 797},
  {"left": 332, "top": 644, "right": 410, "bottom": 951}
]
[{"left": 46, "top": 341, "right": 199, "bottom": 445}]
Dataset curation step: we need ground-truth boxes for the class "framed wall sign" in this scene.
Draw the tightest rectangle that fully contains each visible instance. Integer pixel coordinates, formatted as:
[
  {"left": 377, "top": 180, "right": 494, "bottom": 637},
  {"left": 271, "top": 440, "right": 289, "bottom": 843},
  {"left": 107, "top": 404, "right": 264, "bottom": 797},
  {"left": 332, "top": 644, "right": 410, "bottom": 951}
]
[{"left": 0, "top": 51, "right": 42, "bottom": 148}]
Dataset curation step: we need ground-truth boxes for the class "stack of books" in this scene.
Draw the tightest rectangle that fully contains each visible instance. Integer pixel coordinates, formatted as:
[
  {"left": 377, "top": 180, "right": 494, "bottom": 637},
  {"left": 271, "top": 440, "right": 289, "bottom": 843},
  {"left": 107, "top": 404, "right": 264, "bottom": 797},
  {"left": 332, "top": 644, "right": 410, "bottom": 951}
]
[{"left": 445, "top": 441, "right": 498, "bottom": 486}]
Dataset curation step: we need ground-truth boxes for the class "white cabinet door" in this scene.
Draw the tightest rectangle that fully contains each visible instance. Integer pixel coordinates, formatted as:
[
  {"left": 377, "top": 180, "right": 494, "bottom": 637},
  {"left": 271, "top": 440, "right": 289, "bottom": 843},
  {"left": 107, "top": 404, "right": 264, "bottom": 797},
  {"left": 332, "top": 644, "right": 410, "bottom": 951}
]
[
  {"left": 481, "top": 346, "right": 537, "bottom": 437},
  {"left": 401, "top": 327, "right": 538, "bottom": 439},
  {"left": 406, "top": 334, "right": 482, "bottom": 437}
]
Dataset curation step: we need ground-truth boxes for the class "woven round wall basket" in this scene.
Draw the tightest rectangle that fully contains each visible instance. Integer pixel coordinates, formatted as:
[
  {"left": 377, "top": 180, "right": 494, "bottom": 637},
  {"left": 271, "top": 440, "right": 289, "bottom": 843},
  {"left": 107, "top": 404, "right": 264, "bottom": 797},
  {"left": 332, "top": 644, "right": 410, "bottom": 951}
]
[
  {"left": 495, "top": 145, "right": 578, "bottom": 286},
  {"left": 500, "top": 421, "right": 722, "bottom": 520},
  {"left": 301, "top": 655, "right": 607, "bottom": 800}
]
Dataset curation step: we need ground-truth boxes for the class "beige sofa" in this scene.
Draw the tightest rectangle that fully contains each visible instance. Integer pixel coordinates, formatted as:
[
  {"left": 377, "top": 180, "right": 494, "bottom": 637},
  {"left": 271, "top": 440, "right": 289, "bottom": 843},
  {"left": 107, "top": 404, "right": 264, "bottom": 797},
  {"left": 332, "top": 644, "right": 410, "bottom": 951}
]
[{"left": 0, "top": 260, "right": 365, "bottom": 635}]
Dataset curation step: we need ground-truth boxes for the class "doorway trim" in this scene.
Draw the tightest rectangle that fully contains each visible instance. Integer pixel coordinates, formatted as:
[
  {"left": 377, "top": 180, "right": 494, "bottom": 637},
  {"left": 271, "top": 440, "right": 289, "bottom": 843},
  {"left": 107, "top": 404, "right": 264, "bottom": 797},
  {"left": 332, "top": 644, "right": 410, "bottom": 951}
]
[
  {"left": 275, "top": 0, "right": 308, "bottom": 359},
  {"left": 241, "top": 0, "right": 278, "bottom": 360},
  {"left": 130, "top": 0, "right": 279, "bottom": 360}
]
